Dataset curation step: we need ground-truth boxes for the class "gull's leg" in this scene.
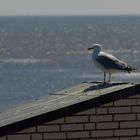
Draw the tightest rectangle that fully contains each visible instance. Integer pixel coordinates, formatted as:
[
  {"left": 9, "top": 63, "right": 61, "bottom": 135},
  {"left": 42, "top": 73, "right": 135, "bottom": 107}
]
[
  {"left": 109, "top": 73, "right": 111, "bottom": 83},
  {"left": 104, "top": 72, "right": 106, "bottom": 83}
]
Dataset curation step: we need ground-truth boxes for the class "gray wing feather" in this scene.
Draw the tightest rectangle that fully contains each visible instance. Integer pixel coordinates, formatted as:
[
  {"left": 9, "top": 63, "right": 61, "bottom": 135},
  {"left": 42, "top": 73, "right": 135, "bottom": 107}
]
[{"left": 96, "top": 53, "right": 127, "bottom": 70}]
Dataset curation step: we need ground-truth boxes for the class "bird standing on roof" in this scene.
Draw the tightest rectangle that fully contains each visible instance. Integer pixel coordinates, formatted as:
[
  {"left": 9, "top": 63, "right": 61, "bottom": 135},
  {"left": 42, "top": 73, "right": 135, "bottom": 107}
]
[{"left": 88, "top": 44, "right": 137, "bottom": 83}]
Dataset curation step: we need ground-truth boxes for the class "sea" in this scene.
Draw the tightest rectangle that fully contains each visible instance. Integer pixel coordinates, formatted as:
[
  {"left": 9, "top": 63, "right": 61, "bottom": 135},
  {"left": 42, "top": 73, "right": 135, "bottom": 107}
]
[{"left": 0, "top": 16, "right": 139, "bottom": 110}]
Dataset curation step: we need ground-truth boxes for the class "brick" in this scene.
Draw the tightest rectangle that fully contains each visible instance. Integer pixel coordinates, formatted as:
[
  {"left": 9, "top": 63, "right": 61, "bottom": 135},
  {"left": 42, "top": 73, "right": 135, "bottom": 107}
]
[
  {"left": 137, "top": 129, "right": 140, "bottom": 135},
  {"left": 75, "top": 108, "right": 96, "bottom": 115},
  {"left": 120, "top": 121, "right": 140, "bottom": 128},
  {"left": 0, "top": 136, "right": 6, "bottom": 140},
  {"left": 137, "top": 114, "right": 140, "bottom": 120},
  {"left": 109, "top": 107, "right": 130, "bottom": 114},
  {"left": 16, "top": 126, "right": 36, "bottom": 133},
  {"left": 96, "top": 108, "right": 108, "bottom": 114},
  {"left": 91, "top": 130, "right": 113, "bottom": 137},
  {"left": 44, "top": 132, "right": 66, "bottom": 139},
  {"left": 132, "top": 106, "right": 140, "bottom": 113},
  {"left": 114, "top": 99, "right": 136, "bottom": 106},
  {"left": 137, "top": 99, "right": 140, "bottom": 105},
  {"left": 129, "top": 94, "right": 140, "bottom": 99},
  {"left": 37, "top": 125, "right": 59, "bottom": 132},
  {"left": 98, "top": 138, "right": 119, "bottom": 140},
  {"left": 85, "top": 123, "right": 95, "bottom": 130},
  {"left": 31, "top": 133, "right": 42, "bottom": 140},
  {"left": 114, "top": 114, "right": 136, "bottom": 121},
  {"left": 90, "top": 115, "right": 112, "bottom": 122},
  {"left": 120, "top": 138, "right": 131, "bottom": 140},
  {"left": 101, "top": 102, "right": 113, "bottom": 107},
  {"left": 132, "top": 137, "right": 140, "bottom": 140},
  {"left": 8, "top": 134, "right": 30, "bottom": 140},
  {"left": 45, "top": 118, "right": 64, "bottom": 124},
  {"left": 114, "top": 129, "right": 136, "bottom": 136},
  {"left": 67, "top": 131, "right": 90, "bottom": 139},
  {"left": 61, "top": 124, "right": 83, "bottom": 131},
  {"left": 79, "top": 139, "right": 95, "bottom": 140},
  {"left": 66, "top": 116, "right": 88, "bottom": 123},
  {"left": 97, "top": 122, "right": 118, "bottom": 129}
]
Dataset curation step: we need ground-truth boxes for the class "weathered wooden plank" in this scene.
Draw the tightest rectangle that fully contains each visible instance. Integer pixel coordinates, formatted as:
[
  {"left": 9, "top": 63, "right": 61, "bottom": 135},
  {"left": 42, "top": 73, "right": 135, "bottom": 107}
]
[{"left": 0, "top": 82, "right": 137, "bottom": 128}]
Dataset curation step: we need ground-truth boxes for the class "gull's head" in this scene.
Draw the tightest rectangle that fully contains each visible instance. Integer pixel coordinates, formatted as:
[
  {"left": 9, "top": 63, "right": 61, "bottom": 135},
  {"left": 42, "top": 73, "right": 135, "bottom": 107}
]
[{"left": 87, "top": 44, "right": 102, "bottom": 52}]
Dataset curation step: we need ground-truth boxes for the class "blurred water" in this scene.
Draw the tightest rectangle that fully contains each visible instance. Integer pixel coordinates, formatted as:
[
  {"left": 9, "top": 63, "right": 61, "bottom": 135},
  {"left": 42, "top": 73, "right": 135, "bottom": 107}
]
[{"left": 0, "top": 16, "right": 139, "bottom": 110}]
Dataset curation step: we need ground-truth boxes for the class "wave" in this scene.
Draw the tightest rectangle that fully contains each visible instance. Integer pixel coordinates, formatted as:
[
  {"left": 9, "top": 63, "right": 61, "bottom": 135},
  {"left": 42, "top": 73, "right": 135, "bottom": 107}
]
[
  {"left": 106, "top": 49, "right": 140, "bottom": 54},
  {"left": 78, "top": 72, "right": 140, "bottom": 79},
  {"left": 0, "top": 58, "right": 52, "bottom": 64},
  {"left": 113, "top": 73, "right": 140, "bottom": 78}
]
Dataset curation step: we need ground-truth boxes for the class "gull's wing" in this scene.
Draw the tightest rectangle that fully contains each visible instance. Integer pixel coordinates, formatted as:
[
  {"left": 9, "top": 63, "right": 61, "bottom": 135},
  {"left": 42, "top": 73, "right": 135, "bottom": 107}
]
[{"left": 96, "top": 52, "right": 128, "bottom": 70}]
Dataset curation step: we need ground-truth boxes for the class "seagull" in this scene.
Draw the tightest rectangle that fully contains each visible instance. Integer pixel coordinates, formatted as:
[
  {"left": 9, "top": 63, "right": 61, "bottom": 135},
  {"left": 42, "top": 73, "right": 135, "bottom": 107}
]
[{"left": 88, "top": 44, "right": 137, "bottom": 83}]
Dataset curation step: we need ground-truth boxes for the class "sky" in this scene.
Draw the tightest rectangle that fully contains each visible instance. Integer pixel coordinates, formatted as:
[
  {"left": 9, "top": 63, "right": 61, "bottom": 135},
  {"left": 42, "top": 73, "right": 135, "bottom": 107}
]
[{"left": 0, "top": 0, "right": 140, "bottom": 16}]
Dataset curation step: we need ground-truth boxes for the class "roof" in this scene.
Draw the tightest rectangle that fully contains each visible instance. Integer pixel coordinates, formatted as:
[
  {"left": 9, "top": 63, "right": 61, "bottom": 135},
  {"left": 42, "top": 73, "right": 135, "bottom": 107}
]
[{"left": 0, "top": 82, "right": 140, "bottom": 136}]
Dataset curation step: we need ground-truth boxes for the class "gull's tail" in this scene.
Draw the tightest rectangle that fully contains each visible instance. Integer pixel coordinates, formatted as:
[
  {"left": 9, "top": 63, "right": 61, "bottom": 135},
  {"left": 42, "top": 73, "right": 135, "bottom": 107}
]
[{"left": 126, "top": 66, "right": 137, "bottom": 73}]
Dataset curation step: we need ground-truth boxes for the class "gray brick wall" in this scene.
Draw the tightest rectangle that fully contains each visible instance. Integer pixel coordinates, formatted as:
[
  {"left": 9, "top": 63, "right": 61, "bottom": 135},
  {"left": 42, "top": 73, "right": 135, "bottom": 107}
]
[{"left": 1, "top": 93, "right": 140, "bottom": 140}]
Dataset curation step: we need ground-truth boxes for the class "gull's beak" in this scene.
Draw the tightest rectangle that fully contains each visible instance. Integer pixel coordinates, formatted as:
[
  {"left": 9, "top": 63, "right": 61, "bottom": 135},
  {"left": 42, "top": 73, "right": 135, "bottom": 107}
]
[{"left": 87, "top": 47, "right": 94, "bottom": 51}]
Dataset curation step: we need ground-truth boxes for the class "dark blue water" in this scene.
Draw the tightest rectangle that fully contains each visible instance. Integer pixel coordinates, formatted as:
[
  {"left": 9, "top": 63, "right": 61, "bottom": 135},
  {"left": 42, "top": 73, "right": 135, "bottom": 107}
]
[{"left": 0, "top": 16, "right": 139, "bottom": 110}]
